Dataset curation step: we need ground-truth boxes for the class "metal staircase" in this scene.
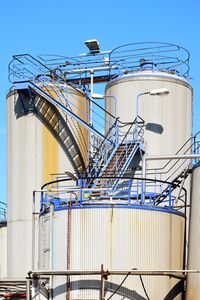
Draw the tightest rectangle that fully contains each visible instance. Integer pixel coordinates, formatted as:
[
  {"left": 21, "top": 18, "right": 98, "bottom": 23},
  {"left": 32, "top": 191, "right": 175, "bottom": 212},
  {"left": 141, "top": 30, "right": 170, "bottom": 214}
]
[
  {"left": 34, "top": 95, "right": 86, "bottom": 175},
  {"left": 154, "top": 167, "right": 192, "bottom": 206},
  {"left": 9, "top": 54, "right": 145, "bottom": 188},
  {"left": 89, "top": 123, "right": 145, "bottom": 195},
  {"left": 92, "top": 143, "right": 144, "bottom": 194}
]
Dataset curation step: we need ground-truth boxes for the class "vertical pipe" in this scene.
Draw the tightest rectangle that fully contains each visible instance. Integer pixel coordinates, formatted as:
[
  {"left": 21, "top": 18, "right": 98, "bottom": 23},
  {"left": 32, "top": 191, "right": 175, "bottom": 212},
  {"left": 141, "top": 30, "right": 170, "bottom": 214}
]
[
  {"left": 49, "top": 204, "right": 54, "bottom": 300},
  {"left": 49, "top": 204, "right": 53, "bottom": 270},
  {"left": 100, "top": 264, "right": 105, "bottom": 300},
  {"left": 67, "top": 194, "right": 72, "bottom": 300},
  {"left": 90, "top": 70, "right": 94, "bottom": 125},
  {"left": 32, "top": 191, "right": 36, "bottom": 270},
  {"left": 141, "top": 157, "right": 146, "bottom": 203},
  {"left": 135, "top": 94, "right": 139, "bottom": 132}
]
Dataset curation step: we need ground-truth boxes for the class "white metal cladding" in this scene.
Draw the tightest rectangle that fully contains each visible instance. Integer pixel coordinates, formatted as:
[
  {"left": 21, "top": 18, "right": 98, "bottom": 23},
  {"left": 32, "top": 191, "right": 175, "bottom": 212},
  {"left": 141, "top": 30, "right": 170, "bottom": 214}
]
[
  {"left": 7, "top": 90, "right": 43, "bottom": 278},
  {"left": 105, "top": 71, "right": 193, "bottom": 172},
  {"left": 39, "top": 207, "right": 185, "bottom": 299},
  {"left": 0, "top": 225, "right": 7, "bottom": 278},
  {"left": 186, "top": 166, "right": 200, "bottom": 299},
  {"left": 6, "top": 87, "right": 83, "bottom": 278}
]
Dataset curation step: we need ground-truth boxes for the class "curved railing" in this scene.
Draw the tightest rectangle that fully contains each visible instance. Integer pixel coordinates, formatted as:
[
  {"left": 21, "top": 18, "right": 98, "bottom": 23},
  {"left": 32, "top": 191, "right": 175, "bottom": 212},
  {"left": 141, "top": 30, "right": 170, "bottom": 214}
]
[
  {"left": 39, "top": 175, "right": 186, "bottom": 215},
  {"left": 9, "top": 42, "right": 190, "bottom": 88},
  {"left": 109, "top": 42, "right": 190, "bottom": 78}
]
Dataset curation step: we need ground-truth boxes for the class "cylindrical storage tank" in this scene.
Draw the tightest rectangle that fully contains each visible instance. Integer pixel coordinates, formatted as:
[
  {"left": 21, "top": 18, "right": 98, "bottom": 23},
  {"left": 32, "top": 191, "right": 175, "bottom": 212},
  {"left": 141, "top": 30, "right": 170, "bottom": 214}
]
[
  {"left": 0, "top": 223, "right": 7, "bottom": 278},
  {"left": 186, "top": 164, "right": 200, "bottom": 299},
  {"left": 39, "top": 206, "right": 185, "bottom": 299},
  {"left": 6, "top": 84, "right": 88, "bottom": 278},
  {"left": 105, "top": 71, "right": 192, "bottom": 171}
]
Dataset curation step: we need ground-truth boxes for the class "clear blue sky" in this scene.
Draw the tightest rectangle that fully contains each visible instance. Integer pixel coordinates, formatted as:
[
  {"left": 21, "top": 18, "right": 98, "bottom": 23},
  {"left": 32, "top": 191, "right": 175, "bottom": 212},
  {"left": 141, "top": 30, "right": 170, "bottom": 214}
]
[{"left": 0, "top": 0, "right": 200, "bottom": 204}]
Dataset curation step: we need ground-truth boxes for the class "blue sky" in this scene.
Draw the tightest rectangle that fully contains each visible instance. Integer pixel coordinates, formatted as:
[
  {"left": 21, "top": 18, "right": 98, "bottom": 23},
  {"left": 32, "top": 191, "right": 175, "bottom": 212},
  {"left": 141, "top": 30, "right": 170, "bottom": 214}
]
[{"left": 0, "top": 0, "right": 200, "bottom": 203}]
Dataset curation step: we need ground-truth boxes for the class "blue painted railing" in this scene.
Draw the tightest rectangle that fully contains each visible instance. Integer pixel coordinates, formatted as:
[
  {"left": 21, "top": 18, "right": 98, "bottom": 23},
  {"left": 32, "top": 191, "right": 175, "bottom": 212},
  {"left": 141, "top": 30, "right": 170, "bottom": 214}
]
[{"left": 40, "top": 177, "right": 176, "bottom": 213}]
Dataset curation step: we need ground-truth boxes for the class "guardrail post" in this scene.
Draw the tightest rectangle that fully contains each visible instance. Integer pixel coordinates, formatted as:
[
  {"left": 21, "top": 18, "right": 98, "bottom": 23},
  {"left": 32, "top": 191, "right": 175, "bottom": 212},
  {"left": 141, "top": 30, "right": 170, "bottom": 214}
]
[
  {"left": 100, "top": 264, "right": 106, "bottom": 300},
  {"left": 169, "top": 184, "right": 172, "bottom": 208},
  {"left": 128, "top": 179, "right": 131, "bottom": 205},
  {"left": 40, "top": 192, "right": 43, "bottom": 211},
  {"left": 26, "top": 277, "right": 31, "bottom": 300},
  {"left": 80, "top": 179, "right": 83, "bottom": 205}
]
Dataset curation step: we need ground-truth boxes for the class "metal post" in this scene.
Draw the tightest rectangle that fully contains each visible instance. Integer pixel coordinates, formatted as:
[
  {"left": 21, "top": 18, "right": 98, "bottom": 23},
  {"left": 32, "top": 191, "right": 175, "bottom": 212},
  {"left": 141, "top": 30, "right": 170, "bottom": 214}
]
[
  {"left": 141, "top": 156, "right": 146, "bottom": 203},
  {"left": 49, "top": 204, "right": 54, "bottom": 300},
  {"left": 135, "top": 92, "right": 149, "bottom": 132},
  {"left": 128, "top": 179, "right": 131, "bottom": 205},
  {"left": 80, "top": 179, "right": 83, "bottom": 205},
  {"left": 90, "top": 69, "right": 94, "bottom": 125},
  {"left": 67, "top": 194, "right": 72, "bottom": 300},
  {"left": 169, "top": 184, "right": 172, "bottom": 208},
  {"left": 32, "top": 191, "right": 36, "bottom": 270},
  {"left": 100, "top": 264, "right": 105, "bottom": 300},
  {"left": 135, "top": 94, "right": 139, "bottom": 132},
  {"left": 26, "top": 278, "right": 31, "bottom": 300},
  {"left": 32, "top": 276, "right": 39, "bottom": 300}
]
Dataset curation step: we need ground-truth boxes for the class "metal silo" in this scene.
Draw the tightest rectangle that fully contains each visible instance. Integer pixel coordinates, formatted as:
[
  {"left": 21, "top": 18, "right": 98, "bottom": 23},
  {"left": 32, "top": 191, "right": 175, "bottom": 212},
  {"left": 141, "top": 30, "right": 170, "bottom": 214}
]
[
  {"left": 6, "top": 82, "right": 89, "bottom": 278},
  {"left": 105, "top": 70, "right": 192, "bottom": 172},
  {"left": 0, "top": 222, "right": 7, "bottom": 278},
  {"left": 186, "top": 164, "right": 200, "bottom": 299},
  {"left": 38, "top": 202, "right": 185, "bottom": 299}
]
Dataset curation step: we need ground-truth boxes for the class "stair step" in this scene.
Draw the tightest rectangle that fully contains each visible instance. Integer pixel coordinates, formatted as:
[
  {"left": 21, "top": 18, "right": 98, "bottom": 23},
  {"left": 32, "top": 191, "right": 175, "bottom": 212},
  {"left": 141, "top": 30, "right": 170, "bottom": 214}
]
[
  {"left": 49, "top": 112, "right": 57, "bottom": 123},
  {"left": 63, "top": 135, "right": 71, "bottom": 143},
  {"left": 68, "top": 144, "right": 75, "bottom": 151},
  {"left": 72, "top": 153, "right": 79, "bottom": 161}
]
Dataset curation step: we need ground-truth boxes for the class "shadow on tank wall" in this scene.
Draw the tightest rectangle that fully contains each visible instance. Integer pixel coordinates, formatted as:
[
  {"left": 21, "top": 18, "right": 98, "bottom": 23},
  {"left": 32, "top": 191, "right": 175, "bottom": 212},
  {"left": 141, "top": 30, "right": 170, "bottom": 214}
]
[
  {"left": 52, "top": 279, "right": 184, "bottom": 299},
  {"left": 13, "top": 89, "right": 86, "bottom": 176}
]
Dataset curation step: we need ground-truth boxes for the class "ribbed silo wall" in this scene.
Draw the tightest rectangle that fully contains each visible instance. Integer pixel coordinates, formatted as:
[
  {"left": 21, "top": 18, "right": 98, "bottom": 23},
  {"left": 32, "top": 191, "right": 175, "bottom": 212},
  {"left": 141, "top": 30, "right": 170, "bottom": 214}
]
[
  {"left": 105, "top": 71, "right": 192, "bottom": 172},
  {"left": 39, "top": 207, "right": 185, "bottom": 299},
  {"left": 6, "top": 85, "right": 88, "bottom": 278}
]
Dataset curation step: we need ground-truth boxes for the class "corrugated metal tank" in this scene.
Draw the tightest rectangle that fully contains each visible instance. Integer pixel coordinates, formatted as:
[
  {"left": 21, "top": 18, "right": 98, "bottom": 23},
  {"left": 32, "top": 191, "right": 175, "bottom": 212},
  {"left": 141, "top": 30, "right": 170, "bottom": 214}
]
[
  {"left": 105, "top": 71, "right": 192, "bottom": 170},
  {"left": 0, "top": 223, "right": 7, "bottom": 278},
  {"left": 6, "top": 85, "right": 88, "bottom": 278},
  {"left": 39, "top": 207, "right": 185, "bottom": 299},
  {"left": 186, "top": 165, "right": 200, "bottom": 299}
]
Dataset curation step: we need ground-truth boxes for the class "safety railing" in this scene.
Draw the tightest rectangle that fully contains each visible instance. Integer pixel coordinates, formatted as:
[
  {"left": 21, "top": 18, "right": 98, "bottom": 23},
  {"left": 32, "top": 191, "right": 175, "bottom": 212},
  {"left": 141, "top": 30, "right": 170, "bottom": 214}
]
[
  {"left": 86, "top": 119, "right": 145, "bottom": 187},
  {"left": 109, "top": 42, "right": 190, "bottom": 78},
  {"left": 10, "top": 55, "right": 118, "bottom": 143},
  {"left": 9, "top": 54, "right": 148, "bottom": 181},
  {"left": 9, "top": 42, "right": 190, "bottom": 86},
  {"left": 145, "top": 132, "right": 200, "bottom": 184},
  {"left": 138, "top": 133, "right": 200, "bottom": 206},
  {"left": 87, "top": 119, "right": 120, "bottom": 179},
  {"left": 40, "top": 176, "right": 178, "bottom": 214},
  {"left": 9, "top": 54, "right": 124, "bottom": 172}
]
